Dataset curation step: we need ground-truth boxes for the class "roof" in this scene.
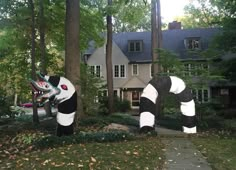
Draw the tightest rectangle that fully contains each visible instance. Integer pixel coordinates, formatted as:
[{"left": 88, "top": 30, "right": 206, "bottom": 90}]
[
  {"left": 122, "top": 76, "right": 147, "bottom": 88},
  {"left": 86, "top": 28, "right": 222, "bottom": 62}
]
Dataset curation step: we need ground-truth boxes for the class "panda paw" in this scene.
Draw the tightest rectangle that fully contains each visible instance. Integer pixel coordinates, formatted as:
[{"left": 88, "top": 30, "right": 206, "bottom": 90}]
[{"left": 139, "top": 126, "right": 157, "bottom": 136}]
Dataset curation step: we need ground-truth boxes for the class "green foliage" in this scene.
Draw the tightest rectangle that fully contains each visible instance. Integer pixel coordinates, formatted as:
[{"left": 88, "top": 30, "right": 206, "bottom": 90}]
[
  {"left": 0, "top": 0, "right": 105, "bottom": 106},
  {"left": 180, "top": 0, "right": 236, "bottom": 53},
  {"left": 218, "top": 58, "right": 236, "bottom": 82},
  {"left": 0, "top": 90, "right": 12, "bottom": 117},
  {"left": 34, "top": 131, "right": 133, "bottom": 148},
  {"left": 13, "top": 131, "right": 48, "bottom": 145},
  {"left": 155, "top": 48, "right": 185, "bottom": 77},
  {"left": 211, "top": 0, "right": 236, "bottom": 52},
  {"left": 99, "top": 96, "right": 131, "bottom": 115},
  {"left": 178, "top": 0, "right": 223, "bottom": 29},
  {"left": 115, "top": 99, "right": 131, "bottom": 112},
  {"left": 80, "top": 63, "right": 105, "bottom": 115},
  {"left": 112, "top": 0, "right": 151, "bottom": 32},
  {"left": 79, "top": 113, "right": 139, "bottom": 127},
  {"left": 192, "top": 134, "right": 236, "bottom": 170}
]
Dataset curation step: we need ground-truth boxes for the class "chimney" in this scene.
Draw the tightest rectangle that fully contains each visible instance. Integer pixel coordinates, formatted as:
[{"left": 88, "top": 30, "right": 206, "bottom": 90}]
[{"left": 168, "top": 21, "right": 182, "bottom": 30}]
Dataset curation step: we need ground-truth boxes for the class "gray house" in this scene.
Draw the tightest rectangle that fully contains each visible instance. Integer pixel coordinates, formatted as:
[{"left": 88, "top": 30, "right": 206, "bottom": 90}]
[{"left": 85, "top": 23, "right": 235, "bottom": 109}]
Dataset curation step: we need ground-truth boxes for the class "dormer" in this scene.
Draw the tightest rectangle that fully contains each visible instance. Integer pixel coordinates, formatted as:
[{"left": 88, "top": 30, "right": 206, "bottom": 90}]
[
  {"left": 128, "top": 40, "right": 143, "bottom": 52},
  {"left": 184, "top": 37, "right": 201, "bottom": 50}
]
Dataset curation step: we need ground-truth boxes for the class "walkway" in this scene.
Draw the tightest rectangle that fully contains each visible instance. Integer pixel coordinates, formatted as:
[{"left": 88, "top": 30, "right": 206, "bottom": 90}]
[{"left": 156, "top": 126, "right": 212, "bottom": 170}]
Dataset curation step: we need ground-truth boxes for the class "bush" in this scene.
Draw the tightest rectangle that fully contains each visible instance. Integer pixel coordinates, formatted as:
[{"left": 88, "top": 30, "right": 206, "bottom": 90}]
[
  {"left": 79, "top": 113, "right": 139, "bottom": 128},
  {"left": 0, "top": 91, "right": 12, "bottom": 118},
  {"left": 98, "top": 96, "right": 131, "bottom": 115},
  {"left": 34, "top": 131, "right": 133, "bottom": 149},
  {"left": 116, "top": 99, "right": 131, "bottom": 112}
]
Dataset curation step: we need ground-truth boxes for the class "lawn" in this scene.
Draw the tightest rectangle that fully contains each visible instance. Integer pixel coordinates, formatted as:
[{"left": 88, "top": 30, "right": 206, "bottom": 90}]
[
  {"left": 191, "top": 131, "right": 236, "bottom": 170},
  {"left": 1, "top": 113, "right": 236, "bottom": 170},
  {"left": 0, "top": 114, "right": 165, "bottom": 170},
  {"left": 0, "top": 137, "right": 164, "bottom": 170}
]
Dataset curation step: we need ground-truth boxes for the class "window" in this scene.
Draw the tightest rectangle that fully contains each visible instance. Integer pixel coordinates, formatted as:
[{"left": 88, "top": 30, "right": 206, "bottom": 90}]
[
  {"left": 90, "top": 65, "right": 101, "bottom": 77},
  {"left": 132, "top": 64, "right": 138, "bottom": 76},
  {"left": 192, "top": 88, "right": 210, "bottom": 103},
  {"left": 184, "top": 38, "right": 201, "bottom": 50},
  {"left": 114, "top": 65, "right": 126, "bottom": 78},
  {"left": 128, "top": 40, "right": 143, "bottom": 52},
  {"left": 184, "top": 63, "right": 209, "bottom": 76}
]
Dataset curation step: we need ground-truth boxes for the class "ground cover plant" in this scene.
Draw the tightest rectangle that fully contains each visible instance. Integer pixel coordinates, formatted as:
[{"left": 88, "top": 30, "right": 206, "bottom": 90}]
[{"left": 0, "top": 113, "right": 165, "bottom": 169}]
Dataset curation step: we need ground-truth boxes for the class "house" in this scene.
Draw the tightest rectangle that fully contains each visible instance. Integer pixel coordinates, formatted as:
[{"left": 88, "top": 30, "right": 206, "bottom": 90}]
[{"left": 85, "top": 22, "right": 236, "bottom": 109}]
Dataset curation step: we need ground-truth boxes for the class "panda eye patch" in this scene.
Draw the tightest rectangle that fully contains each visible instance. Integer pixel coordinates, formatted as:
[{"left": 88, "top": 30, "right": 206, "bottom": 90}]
[{"left": 61, "top": 84, "right": 68, "bottom": 90}]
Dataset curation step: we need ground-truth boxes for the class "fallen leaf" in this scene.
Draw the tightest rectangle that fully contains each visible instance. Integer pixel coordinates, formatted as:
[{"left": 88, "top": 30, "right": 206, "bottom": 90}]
[
  {"left": 78, "top": 164, "right": 84, "bottom": 168},
  {"left": 91, "top": 156, "right": 96, "bottom": 162},
  {"left": 125, "top": 151, "right": 131, "bottom": 155},
  {"left": 22, "top": 157, "right": 29, "bottom": 161}
]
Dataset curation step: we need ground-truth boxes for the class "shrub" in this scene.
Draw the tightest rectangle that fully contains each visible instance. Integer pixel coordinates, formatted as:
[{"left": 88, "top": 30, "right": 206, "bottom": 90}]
[
  {"left": 0, "top": 91, "right": 12, "bottom": 118},
  {"left": 98, "top": 96, "right": 131, "bottom": 115},
  {"left": 116, "top": 99, "right": 131, "bottom": 112},
  {"left": 34, "top": 131, "right": 133, "bottom": 149}
]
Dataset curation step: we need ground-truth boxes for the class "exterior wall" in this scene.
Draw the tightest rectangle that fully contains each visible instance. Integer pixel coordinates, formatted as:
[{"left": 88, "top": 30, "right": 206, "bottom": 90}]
[
  {"left": 127, "top": 63, "right": 152, "bottom": 85},
  {"left": 87, "top": 42, "right": 130, "bottom": 89}
]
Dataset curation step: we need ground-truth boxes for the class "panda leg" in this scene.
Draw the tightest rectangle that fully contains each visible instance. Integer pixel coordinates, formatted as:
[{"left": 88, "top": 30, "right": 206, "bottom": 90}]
[
  {"left": 56, "top": 124, "right": 63, "bottom": 137},
  {"left": 56, "top": 123, "right": 74, "bottom": 137}
]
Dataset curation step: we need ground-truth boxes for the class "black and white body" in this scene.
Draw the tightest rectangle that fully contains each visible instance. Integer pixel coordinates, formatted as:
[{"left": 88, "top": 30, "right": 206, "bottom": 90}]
[
  {"left": 139, "top": 76, "right": 196, "bottom": 134},
  {"left": 30, "top": 73, "right": 77, "bottom": 136}
]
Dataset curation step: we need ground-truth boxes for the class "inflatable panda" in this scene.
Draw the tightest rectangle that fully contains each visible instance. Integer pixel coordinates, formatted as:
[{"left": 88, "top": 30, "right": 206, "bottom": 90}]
[
  {"left": 30, "top": 73, "right": 77, "bottom": 136},
  {"left": 139, "top": 76, "right": 196, "bottom": 134}
]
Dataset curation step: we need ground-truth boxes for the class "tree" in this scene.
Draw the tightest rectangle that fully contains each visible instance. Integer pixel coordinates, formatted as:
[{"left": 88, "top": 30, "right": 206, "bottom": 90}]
[
  {"left": 151, "top": 0, "right": 162, "bottom": 75},
  {"left": 65, "top": 0, "right": 83, "bottom": 121},
  {"left": 38, "top": 0, "right": 52, "bottom": 117},
  {"left": 28, "top": 0, "right": 39, "bottom": 124},
  {"left": 112, "top": 0, "right": 151, "bottom": 32},
  {"left": 178, "top": 0, "right": 223, "bottom": 29},
  {"left": 151, "top": 0, "right": 162, "bottom": 118},
  {"left": 105, "top": 0, "right": 114, "bottom": 114},
  {"left": 211, "top": 0, "right": 236, "bottom": 52}
]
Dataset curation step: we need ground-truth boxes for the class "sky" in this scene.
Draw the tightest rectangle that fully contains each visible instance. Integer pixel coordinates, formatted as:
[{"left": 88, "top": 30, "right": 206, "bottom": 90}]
[{"left": 160, "top": 0, "right": 191, "bottom": 23}]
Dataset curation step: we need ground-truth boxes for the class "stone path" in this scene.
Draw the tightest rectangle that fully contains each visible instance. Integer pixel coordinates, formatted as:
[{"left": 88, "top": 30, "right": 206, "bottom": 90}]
[
  {"left": 155, "top": 126, "right": 212, "bottom": 170},
  {"left": 131, "top": 116, "right": 212, "bottom": 169}
]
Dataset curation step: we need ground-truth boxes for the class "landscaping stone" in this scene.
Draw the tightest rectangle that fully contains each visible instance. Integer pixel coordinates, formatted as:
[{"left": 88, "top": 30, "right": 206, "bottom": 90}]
[{"left": 103, "top": 123, "right": 137, "bottom": 133}]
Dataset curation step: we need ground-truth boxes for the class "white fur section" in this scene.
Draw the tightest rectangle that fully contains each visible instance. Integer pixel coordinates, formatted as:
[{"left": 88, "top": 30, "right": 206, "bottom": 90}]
[
  {"left": 180, "top": 100, "right": 195, "bottom": 116},
  {"left": 56, "top": 77, "right": 75, "bottom": 102},
  {"left": 141, "top": 84, "right": 158, "bottom": 103},
  {"left": 57, "top": 112, "right": 75, "bottom": 126},
  {"left": 169, "top": 76, "right": 186, "bottom": 94},
  {"left": 140, "top": 112, "right": 155, "bottom": 128},
  {"left": 183, "top": 126, "right": 197, "bottom": 133}
]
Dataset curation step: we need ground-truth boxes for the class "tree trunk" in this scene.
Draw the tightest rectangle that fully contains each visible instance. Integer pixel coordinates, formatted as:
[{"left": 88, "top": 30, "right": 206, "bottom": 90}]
[
  {"left": 28, "top": 0, "right": 39, "bottom": 124},
  {"left": 106, "top": 0, "right": 114, "bottom": 114},
  {"left": 151, "top": 0, "right": 162, "bottom": 74},
  {"left": 151, "top": 0, "right": 162, "bottom": 119},
  {"left": 65, "top": 0, "right": 84, "bottom": 122},
  {"left": 39, "top": 0, "right": 52, "bottom": 117}
]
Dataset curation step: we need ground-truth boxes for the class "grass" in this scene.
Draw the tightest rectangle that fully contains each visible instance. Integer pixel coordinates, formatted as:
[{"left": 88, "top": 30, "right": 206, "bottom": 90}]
[
  {"left": 0, "top": 137, "right": 164, "bottom": 170},
  {"left": 0, "top": 113, "right": 164, "bottom": 169},
  {"left": 1, "top": 112, "right": 236, "bottom": 169},
  {"left": 191, "top": 132, "right": 236, "bottom": 170}
]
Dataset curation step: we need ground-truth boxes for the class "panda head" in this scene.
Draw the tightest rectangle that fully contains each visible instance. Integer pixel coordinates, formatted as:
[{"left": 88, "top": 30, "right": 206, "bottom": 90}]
[{"left": 30, "top": 73, "right": 60, "bottom": 104}]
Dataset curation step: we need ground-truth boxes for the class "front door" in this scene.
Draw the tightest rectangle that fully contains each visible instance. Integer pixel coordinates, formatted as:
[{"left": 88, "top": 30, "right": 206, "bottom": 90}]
[{"left": 131, "top": 91, "right": 140, "bottom": 108}]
